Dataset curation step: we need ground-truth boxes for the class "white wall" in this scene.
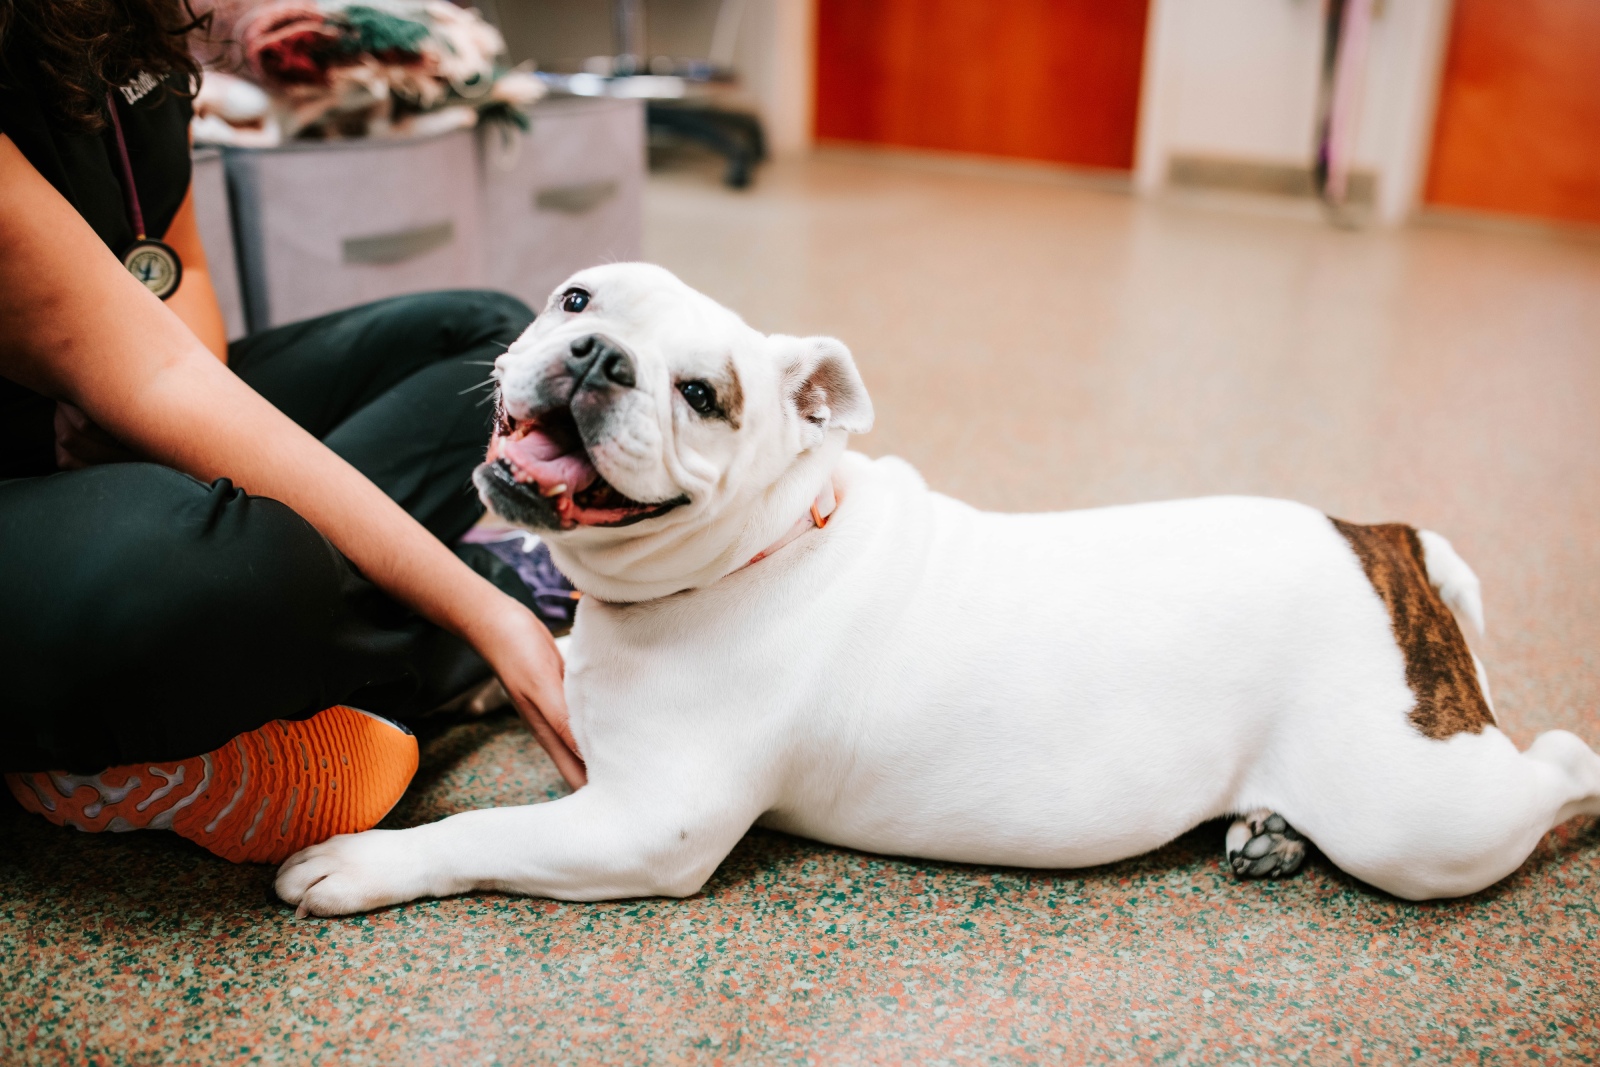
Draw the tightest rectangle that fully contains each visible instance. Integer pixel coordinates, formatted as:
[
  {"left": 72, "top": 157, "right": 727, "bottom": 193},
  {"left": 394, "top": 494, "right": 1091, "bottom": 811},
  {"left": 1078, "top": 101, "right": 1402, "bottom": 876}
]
[
  {"left": 1140, "top": 0, "right": 1326, "bottom": 173},
  {"left": 1352, "top": 0, "right": 1455, "bottom": 223},
  {"left": 1136, "top": 0, "right": 1453, "bottom": 224},
  {"left": 494, "top": 0, "right": 815, "bottom": 158},
  {"left": 731, "top": 0, "right": 814, "bottom": 157}
]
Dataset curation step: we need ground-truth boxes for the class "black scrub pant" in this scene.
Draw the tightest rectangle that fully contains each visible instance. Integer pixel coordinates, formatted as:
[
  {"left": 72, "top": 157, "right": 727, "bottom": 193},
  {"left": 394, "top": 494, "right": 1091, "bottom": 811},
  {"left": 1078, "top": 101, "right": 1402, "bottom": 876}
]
[{"left": 0, "top": 290, "right": 534, "bottom": 773}]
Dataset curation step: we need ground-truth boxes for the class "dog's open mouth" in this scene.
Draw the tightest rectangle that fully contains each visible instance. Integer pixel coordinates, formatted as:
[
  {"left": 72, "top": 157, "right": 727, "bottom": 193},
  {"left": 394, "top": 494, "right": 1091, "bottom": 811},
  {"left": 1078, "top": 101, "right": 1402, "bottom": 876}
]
[{"left": 483, "top": 406, "right": 686, "bottom": 529}]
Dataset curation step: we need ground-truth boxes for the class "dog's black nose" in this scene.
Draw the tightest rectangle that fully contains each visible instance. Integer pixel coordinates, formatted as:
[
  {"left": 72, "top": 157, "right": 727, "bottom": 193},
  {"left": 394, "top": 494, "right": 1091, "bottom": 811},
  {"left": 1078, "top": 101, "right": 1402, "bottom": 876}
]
[
  {"left": 601, "top": 350, "right": 635, "bottom": 387},
  {"left": 568, "top": 335, "right": 636, "bottom": 389}
]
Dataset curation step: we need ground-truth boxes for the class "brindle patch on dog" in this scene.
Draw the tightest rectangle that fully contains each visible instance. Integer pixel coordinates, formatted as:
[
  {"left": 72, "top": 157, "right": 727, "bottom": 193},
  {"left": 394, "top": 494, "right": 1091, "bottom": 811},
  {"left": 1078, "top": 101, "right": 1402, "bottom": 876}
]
[{"left": 1331, "top": 518, "right": 1494, "bottom": 740}]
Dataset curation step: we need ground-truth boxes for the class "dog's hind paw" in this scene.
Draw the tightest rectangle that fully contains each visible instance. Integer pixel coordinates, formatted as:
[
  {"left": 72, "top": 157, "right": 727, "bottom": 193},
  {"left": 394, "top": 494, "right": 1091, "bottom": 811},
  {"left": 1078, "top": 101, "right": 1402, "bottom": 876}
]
[{"left": 1226, "top": 810, "right": 1307, "bottom": 879}]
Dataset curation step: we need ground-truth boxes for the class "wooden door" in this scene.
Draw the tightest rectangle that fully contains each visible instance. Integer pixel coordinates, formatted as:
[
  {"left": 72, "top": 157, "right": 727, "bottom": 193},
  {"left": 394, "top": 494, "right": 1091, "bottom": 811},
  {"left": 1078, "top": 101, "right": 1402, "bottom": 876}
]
[
  {"left": 1424, "top": 0, "right": 1600, "bottom": 225},
  {"left": 814, "top": 0, "right": 1150, "bottom": 171}
]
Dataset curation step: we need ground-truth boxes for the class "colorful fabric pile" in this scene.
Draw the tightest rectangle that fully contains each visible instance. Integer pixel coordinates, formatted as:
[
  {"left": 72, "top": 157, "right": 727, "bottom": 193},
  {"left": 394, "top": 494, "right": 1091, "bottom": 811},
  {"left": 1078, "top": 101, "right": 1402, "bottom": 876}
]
[{"left": 196, "top": 0, "right": 544, "bottom": 145}]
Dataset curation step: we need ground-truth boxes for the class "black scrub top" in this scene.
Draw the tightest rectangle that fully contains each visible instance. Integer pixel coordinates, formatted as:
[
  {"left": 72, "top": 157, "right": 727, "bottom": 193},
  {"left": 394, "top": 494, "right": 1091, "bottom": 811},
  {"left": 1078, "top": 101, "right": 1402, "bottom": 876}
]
[{"left": 0, "top": 45, "right": 194, "bottom": 478}]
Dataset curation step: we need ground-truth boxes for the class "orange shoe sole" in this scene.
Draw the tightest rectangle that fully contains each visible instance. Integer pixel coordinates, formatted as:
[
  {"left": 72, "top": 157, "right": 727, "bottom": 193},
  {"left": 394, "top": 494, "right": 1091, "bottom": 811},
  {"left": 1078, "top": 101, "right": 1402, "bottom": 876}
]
[{"left": 5, "top": 706, "right": 419, "bottom": 864}]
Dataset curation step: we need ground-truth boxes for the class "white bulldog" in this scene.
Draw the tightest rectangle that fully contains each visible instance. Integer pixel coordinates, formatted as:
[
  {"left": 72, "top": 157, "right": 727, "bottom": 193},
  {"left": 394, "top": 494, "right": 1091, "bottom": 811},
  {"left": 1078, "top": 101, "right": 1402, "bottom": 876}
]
[{"left": 277, "top": 263, "right": 1600, "bottom": 916}]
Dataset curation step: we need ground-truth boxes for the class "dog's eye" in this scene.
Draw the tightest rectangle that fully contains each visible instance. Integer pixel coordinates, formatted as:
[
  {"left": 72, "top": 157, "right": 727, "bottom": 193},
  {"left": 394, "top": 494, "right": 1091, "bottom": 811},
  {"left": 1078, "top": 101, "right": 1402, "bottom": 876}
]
[
  {"left": 677, "top": 379, "right": 718, "bottom": 416},
  {"left": 560, "top": 288, "right": 591, "bottom": 313}
]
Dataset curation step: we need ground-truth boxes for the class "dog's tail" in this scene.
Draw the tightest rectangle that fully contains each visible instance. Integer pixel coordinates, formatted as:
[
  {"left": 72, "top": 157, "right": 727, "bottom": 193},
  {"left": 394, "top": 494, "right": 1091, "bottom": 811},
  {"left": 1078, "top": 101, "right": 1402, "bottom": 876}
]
[{"left": 1416, "top": 528, "right": 1485, "bottom": 638}]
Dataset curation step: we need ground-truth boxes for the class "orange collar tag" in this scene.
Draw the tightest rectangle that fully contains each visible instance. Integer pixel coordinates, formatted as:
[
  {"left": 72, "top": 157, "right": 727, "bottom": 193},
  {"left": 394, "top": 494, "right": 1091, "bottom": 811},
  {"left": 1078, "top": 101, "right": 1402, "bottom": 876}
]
[{"left": 746, "top": 481, "right": 838, "bottom": 568}]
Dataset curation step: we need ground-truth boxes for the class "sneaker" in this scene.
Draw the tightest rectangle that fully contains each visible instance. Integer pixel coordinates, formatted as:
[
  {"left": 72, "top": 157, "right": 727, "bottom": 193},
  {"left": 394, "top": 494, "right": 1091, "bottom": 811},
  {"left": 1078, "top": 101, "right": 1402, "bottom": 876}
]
[
  {"left": 4, "top": 705, "right": 418, "bottom": 864},
  {"left": 458, "top": 525, "right": 581, "bottom": 633}
]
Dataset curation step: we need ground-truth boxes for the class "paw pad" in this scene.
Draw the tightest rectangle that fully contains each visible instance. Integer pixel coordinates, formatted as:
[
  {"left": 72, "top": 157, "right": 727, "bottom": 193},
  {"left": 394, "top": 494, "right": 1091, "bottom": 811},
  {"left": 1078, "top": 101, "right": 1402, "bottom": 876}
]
[{"left": 1227, "top": 811, "right": 1307, "bottom": 879}]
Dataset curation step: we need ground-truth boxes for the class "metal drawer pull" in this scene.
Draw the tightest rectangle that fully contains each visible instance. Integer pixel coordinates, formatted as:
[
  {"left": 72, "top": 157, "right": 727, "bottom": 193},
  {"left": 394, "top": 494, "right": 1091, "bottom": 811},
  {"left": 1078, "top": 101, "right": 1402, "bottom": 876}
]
[
  {"left": 342, "top": 221, "right": 455, "bottom": 265},
  {"left": 535, "top": 180, "right": 618, "bottom": 214}
]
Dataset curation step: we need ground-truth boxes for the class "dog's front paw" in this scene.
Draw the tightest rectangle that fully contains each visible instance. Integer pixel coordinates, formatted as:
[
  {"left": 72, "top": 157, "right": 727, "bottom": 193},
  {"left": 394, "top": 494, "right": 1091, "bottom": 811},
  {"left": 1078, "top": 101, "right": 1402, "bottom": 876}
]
[
  {"left": 275, "top": 829, "right": 434, "bottom": 917},
  {"left": 1226, "top": 810, "right": 1308, "bottom": 879}
]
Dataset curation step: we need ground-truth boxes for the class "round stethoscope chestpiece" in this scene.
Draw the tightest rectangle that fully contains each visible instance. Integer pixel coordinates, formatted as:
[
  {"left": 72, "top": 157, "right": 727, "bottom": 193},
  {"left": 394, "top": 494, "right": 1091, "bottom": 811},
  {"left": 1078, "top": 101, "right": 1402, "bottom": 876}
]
[
  {"left": 121, "top": 237, "right": 183, "bottom": 300},
  {"left": 106, "top": 87, "right": 183, "bottom": 302}
]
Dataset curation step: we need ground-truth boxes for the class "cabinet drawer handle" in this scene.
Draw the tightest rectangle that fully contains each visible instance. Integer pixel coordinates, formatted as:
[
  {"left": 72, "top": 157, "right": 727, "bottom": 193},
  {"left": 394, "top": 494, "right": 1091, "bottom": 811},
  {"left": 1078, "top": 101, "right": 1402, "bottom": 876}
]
[
  {"left": 343, "top": 221, "right": 455, "bottom": 265},
  {"left": 535, "top": 180, "right": 618, "bottom": 215}
]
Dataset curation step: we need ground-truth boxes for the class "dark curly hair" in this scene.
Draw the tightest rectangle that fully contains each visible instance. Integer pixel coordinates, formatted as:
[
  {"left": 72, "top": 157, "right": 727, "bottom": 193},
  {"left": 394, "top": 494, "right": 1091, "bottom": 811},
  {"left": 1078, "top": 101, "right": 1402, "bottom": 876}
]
[{"left": 0, "top": 0, "right": 211, "bottom": 131}]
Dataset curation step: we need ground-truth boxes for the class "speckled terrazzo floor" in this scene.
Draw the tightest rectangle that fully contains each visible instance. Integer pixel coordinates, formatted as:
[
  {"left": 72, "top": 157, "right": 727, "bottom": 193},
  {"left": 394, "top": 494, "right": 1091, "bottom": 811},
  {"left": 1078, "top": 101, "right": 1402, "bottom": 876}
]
[{"left": 3, "top": 152, "right": 1599, "bottom": 1065}]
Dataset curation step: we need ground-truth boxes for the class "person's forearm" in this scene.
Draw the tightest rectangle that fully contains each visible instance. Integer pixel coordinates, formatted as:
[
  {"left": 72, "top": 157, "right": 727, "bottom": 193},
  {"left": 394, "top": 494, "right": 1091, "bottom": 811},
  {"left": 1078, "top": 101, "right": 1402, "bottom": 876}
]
[
  {"left": 161, "top": 179, "right": 229, "bottom": 362},
  {"left": 136, "top": 353, "right": 512, "bottom": 641},
  {"left": 59, "top": 315, "right": 510, "bottom": 645},
  {"left": 165, "top": 266, "right": 229, "bottom": 362}
]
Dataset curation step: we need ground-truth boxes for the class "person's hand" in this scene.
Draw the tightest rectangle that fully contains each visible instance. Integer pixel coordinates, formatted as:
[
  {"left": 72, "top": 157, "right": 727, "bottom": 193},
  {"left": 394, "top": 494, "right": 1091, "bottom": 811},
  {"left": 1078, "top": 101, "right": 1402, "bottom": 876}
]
[
  {"left": 54, "top": 401, "right": 139, "bottom": 468},
  {"left": 471, "top": 596, "right": 588, "bottom": 790}
]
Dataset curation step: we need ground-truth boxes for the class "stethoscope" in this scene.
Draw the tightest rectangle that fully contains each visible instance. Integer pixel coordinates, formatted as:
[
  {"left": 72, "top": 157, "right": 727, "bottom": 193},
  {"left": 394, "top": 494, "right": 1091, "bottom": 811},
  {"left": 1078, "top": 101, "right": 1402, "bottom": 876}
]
[{"left": 106, "top": 89, "right": 183, "bottom": 300}]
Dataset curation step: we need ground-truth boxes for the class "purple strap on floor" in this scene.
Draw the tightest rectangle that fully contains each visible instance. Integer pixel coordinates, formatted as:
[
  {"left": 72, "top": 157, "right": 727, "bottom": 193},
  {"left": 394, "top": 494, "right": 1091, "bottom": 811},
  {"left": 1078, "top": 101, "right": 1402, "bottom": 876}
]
[{"left": 468, "top": 531, "right": 579, "bottom": 629}]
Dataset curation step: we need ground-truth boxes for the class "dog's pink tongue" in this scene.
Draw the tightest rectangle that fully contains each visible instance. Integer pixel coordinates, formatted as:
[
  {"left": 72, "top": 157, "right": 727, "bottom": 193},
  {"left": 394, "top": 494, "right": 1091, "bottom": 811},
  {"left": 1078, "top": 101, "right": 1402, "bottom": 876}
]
[{"left": 499, "top": 429, "right": 598, "bottom": 493}]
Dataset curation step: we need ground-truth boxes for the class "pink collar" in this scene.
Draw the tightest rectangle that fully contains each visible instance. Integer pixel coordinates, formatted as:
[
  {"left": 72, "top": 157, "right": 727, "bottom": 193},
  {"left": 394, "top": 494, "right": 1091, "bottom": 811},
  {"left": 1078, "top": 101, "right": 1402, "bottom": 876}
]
[{"left": 745, "top": 481, "right": 838, "bottom": 567}]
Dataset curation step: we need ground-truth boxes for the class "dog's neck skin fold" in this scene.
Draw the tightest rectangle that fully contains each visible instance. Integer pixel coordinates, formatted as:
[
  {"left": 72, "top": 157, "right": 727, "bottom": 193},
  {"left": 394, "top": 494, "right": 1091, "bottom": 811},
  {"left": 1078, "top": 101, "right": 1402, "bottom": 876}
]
[
  {"left": 747, "top": 478, "right": 838, "bottom": 567},
  {"left": 545, "top": 435, "right": 849, "bottom": 603}
]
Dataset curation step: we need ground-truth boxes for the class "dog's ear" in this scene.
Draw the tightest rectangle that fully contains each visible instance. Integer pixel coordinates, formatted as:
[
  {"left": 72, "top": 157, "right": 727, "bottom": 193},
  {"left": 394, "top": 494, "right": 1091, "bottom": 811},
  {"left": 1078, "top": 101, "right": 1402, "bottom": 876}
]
[{"left": 782, "top": 336, "right": 874, "bottom": 438}]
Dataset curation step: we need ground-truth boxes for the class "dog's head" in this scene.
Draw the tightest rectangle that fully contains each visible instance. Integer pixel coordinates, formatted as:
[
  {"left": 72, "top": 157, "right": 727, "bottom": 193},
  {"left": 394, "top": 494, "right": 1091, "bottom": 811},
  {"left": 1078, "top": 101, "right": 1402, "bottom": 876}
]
[{"left": 475, "top": 263, "right": 873, "bottom": 601}]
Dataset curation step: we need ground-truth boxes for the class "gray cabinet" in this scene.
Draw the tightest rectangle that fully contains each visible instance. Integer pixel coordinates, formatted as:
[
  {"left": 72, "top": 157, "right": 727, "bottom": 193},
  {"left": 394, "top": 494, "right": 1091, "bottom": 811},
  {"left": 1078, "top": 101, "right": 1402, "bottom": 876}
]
[
  {"left": 214, "top": 98, "right": 645, "bottom": 334},
  {"left": 225, "top": 129, "right": 483, "bottom": 332},
  {"left": 479, "top": 97, "right": 645, "bottom": 312},
  {"left": 190, "top": 148, "right": 247, "bottom": 341}
]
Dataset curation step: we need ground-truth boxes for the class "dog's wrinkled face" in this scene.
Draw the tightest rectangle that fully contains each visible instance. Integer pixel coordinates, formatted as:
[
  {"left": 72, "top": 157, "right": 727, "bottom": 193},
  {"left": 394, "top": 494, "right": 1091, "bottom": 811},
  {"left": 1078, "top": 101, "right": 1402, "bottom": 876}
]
[{"left": 474, "top": 263, "right": 872, "bottom": 601}]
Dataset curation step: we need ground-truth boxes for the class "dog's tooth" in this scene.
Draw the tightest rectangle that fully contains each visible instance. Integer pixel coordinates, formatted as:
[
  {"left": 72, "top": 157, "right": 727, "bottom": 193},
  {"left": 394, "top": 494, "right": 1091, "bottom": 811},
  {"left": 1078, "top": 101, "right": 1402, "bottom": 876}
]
[{"left": 543, "top": 483, "right": 569, "bottom": 497}]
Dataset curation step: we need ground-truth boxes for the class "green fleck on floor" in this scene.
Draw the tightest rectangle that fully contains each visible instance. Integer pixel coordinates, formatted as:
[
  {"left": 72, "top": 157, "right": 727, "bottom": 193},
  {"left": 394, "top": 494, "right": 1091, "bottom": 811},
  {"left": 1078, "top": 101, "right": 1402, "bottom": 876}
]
[{"left": 4, "top": 153, "right": 1598, "bottom": 1064}]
